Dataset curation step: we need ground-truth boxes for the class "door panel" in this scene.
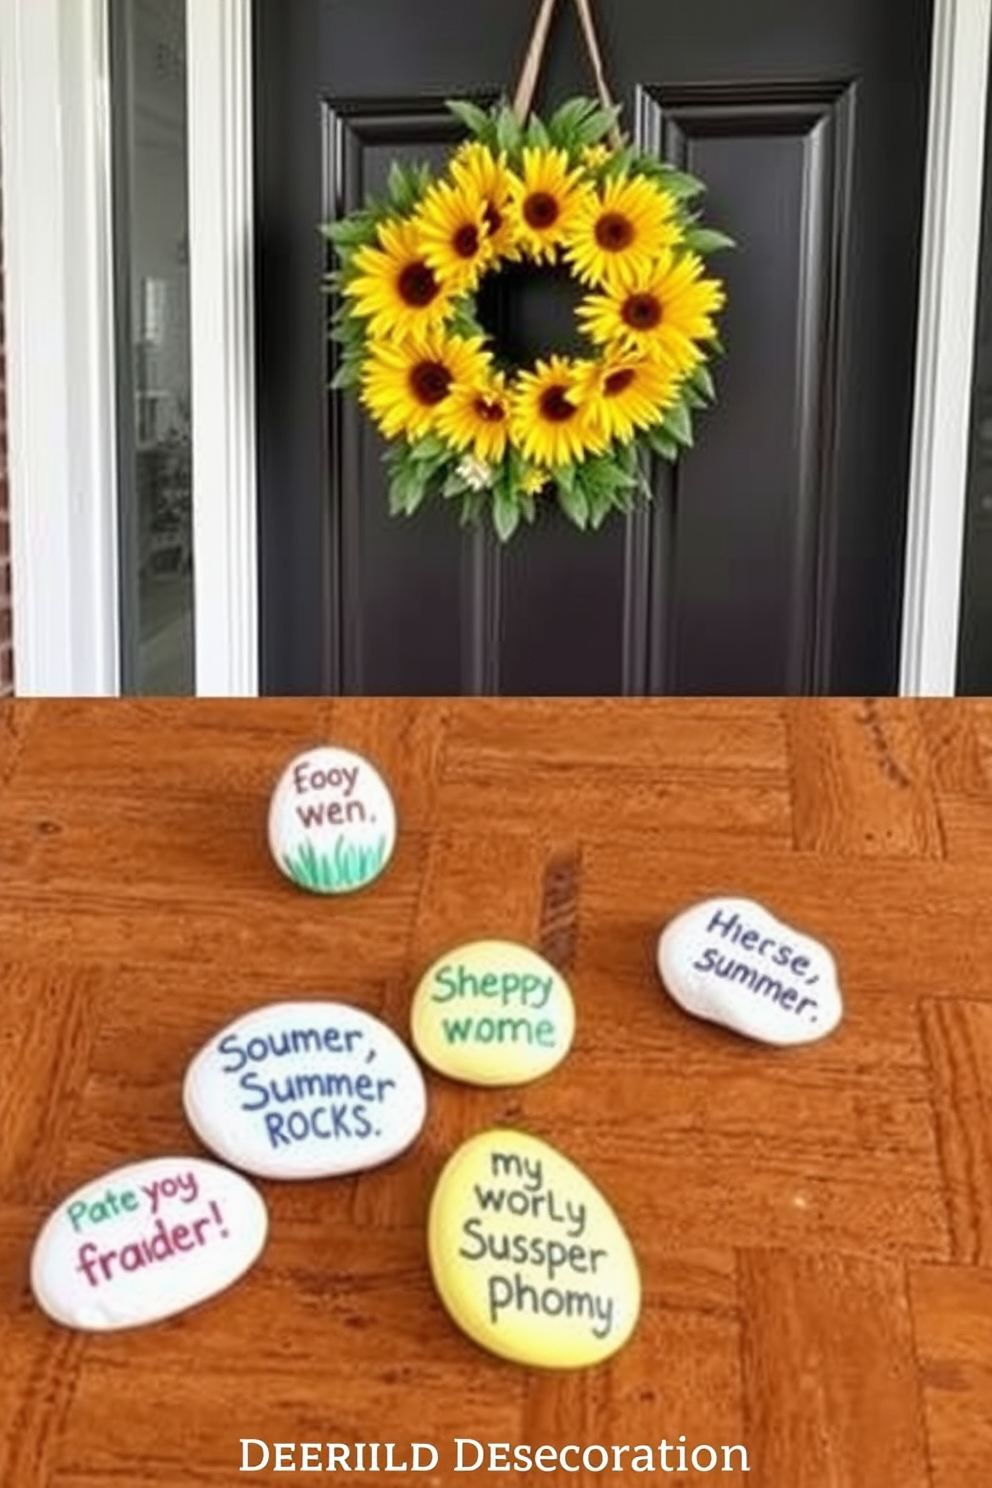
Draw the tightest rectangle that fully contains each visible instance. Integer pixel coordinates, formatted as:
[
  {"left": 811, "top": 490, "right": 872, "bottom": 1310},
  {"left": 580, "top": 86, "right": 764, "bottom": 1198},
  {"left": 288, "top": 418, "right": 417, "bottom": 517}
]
[{"left": 254, "top": 0, "right": 933, "bottom": 695}]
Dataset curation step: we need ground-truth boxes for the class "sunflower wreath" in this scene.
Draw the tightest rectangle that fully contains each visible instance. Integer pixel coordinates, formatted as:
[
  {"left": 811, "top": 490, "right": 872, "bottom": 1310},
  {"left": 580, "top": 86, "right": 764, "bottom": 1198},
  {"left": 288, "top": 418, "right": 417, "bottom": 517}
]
[{"left": 323, "top": 96, "right": 732, "bottom": 541}]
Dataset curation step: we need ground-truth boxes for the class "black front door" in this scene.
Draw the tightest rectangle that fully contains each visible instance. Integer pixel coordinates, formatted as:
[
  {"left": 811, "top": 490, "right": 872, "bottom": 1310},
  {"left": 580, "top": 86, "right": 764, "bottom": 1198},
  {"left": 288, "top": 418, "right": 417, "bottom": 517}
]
[{"left": 254, "top": 0, "right": 933, "bottom": 696}]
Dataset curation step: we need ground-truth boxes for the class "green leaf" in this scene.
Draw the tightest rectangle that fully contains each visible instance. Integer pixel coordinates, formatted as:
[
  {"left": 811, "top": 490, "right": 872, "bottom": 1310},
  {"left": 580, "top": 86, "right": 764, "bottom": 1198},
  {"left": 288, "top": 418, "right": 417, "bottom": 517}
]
[
  {"left": 654, "top": 169, "right": 708, "bottom": 201},
  {"left": 409, "top": 434, "right": 448, "bottom": 463},
  {"left": 517, "top": 493, "right": 538, "bottom": 525},
  {"left": 412, "top": 162, "right": 434, "bottom": 198},
  {"left": 683, "top": 226, "right": 736, "bottom": 254},
  {"left": 459, "top": 491, "right": 486, "bottom": 527},
  {"left": 383, "top": 441, "right": 417, "bottom": 481},
  {"left": 586, "top": 497, "right": 613, "bottom": 530},
  {"left": 555, "top": 462, "right": 578, "bottom": 496},
  {"left": 601, "top": 145, "right": 638, "bottom": 179},
  {"left": 446, "top": 98, "right": 494, "bottom": 139},
  {"left": 320, "top": 216, "right": 379, "bottom": 249},
  {"left": 329, "top": 312, "right": 365, "bottom": 351},
  {"left": 556, "top": 477, "right": 590, "bottom": 530},
  {"left": 386, "top": 162, "right": 429, "bottom": 215},
  {"left": 388, "top": 460, "right": 430, "bottom": 517},
  {"left": 448, "top": 301, "right": 486, "bottom": 338},
  {"left": 688, "top": 363, "right": 716, "bottom": 402},
  {"left": 645, "top": 425, "right": 681, "bottom": 461},
  {"left": 442, "top": 470, "right": 472, "bottom": 500},
  {"left": 662, "top": 401, "right": 694, "bottom": 448},
  {"left": 492, "top": 490, "right": 522, "bottom": 542},
  {"left": 548, "top": 97, "right": 598, "bottom": 148},
  {"left": 573, "top": 103, "right": 623, "bottom": 147},
  {"left": 526, "top": 115, "right": 552, "bottom": 149},
  {"left": 330, "top": 356, "right": 363, "bottom": 390},
  {"left": 496, "top": 105, "right": 524, "bottom": 154}
]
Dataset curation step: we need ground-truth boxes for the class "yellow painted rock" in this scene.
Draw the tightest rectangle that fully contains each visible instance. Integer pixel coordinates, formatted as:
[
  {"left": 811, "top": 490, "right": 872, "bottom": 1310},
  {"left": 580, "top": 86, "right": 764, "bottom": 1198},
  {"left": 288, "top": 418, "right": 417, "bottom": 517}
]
[
  {"left": 427, "top": 1129, "right": 640, "bottom": 1369},
  {"left": 411, "top": 942, "right": 575, "bottom": 1087}
]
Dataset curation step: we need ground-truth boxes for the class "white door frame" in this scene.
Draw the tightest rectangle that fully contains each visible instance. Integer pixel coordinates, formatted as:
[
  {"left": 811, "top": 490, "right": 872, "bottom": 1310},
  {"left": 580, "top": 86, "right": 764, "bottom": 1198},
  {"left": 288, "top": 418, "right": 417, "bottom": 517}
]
[{"left": 1, "top": 0, "right": 989, "bottom": 696}]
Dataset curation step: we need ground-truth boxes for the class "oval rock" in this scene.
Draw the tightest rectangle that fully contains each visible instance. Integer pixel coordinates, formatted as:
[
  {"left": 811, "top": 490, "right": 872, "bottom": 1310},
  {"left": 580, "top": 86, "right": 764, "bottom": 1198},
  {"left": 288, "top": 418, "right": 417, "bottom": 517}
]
[
  {"left": 183, "top": 1001, "right": 428, "bottom": 1179},
  {"left": 268, "top": 745, "right": 397, "bottom": 895},
  {"left": 657, "top": 896, "right": 843, "bottom": 1046},
  {"left": 411, "top": 941, "right": 575, "bottom": 1087},
  {"left": 30, "top": 1156, "right": 267, "bottom": 1332},
  {"left": 428, "top": 1128, "right": 641, "bottom": 1369}
]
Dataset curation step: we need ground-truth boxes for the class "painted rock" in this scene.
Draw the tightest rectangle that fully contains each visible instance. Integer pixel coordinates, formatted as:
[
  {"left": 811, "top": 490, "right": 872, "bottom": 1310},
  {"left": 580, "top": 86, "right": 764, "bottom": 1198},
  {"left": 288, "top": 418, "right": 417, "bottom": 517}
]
[
  {"left": 30, "top": 1156, "right": 267, "bottom": 1332},
  {"left": 657, "top": 896, "right": 843, "bottom": 1046},
  {"left": 411, "top": 941, "right": 575, "bottom": 1087},
  {"left": 267, "top": 746, "right": 397, "bottom": 895},
  {"left": 183, "top": 1001, "right": 427, "bottom": 1180},
  {"left": 428, "top": 1129, "right": 640, "bottom": 1370}
]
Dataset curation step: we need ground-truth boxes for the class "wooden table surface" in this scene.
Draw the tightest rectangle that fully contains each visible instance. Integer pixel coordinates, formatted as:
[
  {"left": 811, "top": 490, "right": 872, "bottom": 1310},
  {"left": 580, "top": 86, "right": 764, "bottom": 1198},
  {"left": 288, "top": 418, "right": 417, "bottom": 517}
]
[{"left": 2, "top": 698, "right": 992, "bottom": 1488}]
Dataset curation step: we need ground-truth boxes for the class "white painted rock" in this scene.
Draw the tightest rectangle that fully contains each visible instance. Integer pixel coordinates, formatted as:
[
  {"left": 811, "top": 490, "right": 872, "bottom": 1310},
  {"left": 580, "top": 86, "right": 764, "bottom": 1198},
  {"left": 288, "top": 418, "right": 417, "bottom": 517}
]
[
  {"left": 183, "top": 1002, "right": 427, "bottom": 1179},
  {"left": 657, "top": 897, "right": 843, "bottom": 1046},
  {"left": 268, "top": 746, "right": 397, "bottom": 894},
  {"left": 30, "top": 1157, "right": 267, "bottom": 1332}
]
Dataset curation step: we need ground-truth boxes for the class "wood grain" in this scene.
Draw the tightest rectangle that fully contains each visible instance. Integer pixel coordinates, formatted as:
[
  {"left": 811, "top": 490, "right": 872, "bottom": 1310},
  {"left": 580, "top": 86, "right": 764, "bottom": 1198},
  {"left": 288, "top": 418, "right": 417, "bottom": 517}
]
[
  {"left": 910, "top": 1265, "right": 992, "bottom": 1488},
  {"left": 1, "top": 699, "right": 991, "bottom": 1486}
]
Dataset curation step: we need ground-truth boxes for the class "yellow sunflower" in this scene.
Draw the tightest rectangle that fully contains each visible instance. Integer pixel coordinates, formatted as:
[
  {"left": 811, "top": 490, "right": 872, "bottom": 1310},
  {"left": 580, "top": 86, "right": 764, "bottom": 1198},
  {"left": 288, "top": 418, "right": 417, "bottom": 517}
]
[
  {"left": 563, "top": 174, "right": 682, "bottom": 290},
  {"left": 578, "top": 250, "right": 725, "bottom": 376},
  {"left": 510, "top": 356, "right": 607, "bottom": 468},
  {"left": 436, "top": 369, "right": 511, "bottom": 464},
  {"left": 506, "top": 147, "right": 594, "bottom": 262},
  {"left": 360, "top": 328, "right": 491, "bottom": 443},
  {"left": 576, "top": 353, "right": 682, "bottom": 444},
  {"left": 520, "top": 466, "right": 550, "bottom": 497},
  {"left": 414, "top": 176, "right": 495, "bottom": 295},
  {"left": 344, "top": 218, "right": 452, "bottom": 337},
  {"left": 580, "top": 144, "right": 612, "bottom": 173},
  {"left": 449, "top": 142, "right": 519, "bottom": 260}
]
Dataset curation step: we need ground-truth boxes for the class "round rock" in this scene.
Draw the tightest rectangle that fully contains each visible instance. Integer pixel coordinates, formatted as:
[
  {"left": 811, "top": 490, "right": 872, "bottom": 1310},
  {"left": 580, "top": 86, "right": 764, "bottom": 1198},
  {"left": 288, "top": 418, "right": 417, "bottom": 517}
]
[
  {"left": 657, "top": 896, "right": 843, "bottom": 1046},
  {"left": 428, "top": 1128, "right": 641, "bottom": 1369},
  {"left": 183, "top": 1001, "right": 427, "bottom": 1180},
  {"left": 268, "top": 746, "right": 397, "bottom": 895},
  {"left": 30, "top": 1156, "right": 268, "bottom": 1332},
  {"left": 411, "top": 941, "right": 575, "bottom": 1087}
]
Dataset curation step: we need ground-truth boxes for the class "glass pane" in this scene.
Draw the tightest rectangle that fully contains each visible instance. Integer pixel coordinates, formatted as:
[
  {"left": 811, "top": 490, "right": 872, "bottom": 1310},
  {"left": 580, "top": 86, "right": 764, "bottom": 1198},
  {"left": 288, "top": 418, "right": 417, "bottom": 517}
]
[
  {"left": 959, "top": 30, "right": 992, "bottom": 693},
  {"left": 110, "top": 0, "right": 193, "bottom": 694}
]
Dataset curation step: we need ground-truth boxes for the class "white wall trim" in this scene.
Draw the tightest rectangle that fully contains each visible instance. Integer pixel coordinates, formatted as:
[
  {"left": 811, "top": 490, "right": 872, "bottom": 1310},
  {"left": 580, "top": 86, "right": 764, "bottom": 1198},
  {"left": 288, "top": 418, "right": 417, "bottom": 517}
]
[
  {"left": 0, "top": 0, "right": 120, "bottom": 695},
  {"left": 186, "top": 0, "right": 259, "bottom": 696},
  {"left": 900, "top": 0, "right": 992, "bottom": 695}
]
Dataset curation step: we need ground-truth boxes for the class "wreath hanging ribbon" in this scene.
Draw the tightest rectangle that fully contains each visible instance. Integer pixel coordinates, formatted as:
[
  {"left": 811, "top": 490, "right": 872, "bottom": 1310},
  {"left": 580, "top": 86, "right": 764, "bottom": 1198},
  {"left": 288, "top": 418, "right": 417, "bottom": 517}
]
[
  {"left": 514, "top": 0, "right": 623, "bottom": 148},
  {"left": 324, "top": 0, "right": 733, "bottom": 540}
]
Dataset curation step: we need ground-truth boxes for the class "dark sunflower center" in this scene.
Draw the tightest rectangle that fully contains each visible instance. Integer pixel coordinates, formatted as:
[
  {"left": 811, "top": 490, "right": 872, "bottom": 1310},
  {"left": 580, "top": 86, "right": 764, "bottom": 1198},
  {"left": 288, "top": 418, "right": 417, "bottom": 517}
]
[
  {"left": 473, "top": 396, "right": 506, "bottom": 424},
  {"left": 483, "top": 201, "right": 504, "bottom": 236},
  {"left": 523, "top": 191, "right": 560, "bottom": 230},
  {"left": 453, "top": 224, "right": 481, "bottom": 259},
  {"left": 539, "top": 385, "right": 577, "bottom": 423},
  {"left": 595, "top": 212, "right": 636, "bottom": 252},
  {"left": 398, "top": 261, "right": 441, "bottom": 308},
  {"left": 604, "top": 368, "right": 637, "bottom": 396},
  {"left": 622, "top": 292, "right": 663, "bottom": 330},
  {"left": 409, "top": 360, "right": 453, "bottom": 407}
]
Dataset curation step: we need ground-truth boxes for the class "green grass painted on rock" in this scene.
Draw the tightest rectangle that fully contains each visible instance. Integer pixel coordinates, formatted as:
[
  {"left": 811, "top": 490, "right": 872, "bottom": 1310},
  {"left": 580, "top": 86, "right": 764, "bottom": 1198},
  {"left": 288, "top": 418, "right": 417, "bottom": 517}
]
[{"left": 282, "top": 833, "right": 389, "bottom": 893}]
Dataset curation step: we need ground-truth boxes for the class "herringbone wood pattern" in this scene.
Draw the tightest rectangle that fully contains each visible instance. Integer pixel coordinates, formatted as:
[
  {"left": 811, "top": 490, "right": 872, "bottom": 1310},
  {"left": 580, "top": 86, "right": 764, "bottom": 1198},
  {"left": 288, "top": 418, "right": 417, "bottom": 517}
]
[{"left": 1, "top": 699, "right": 991, "bottom": 1486}]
